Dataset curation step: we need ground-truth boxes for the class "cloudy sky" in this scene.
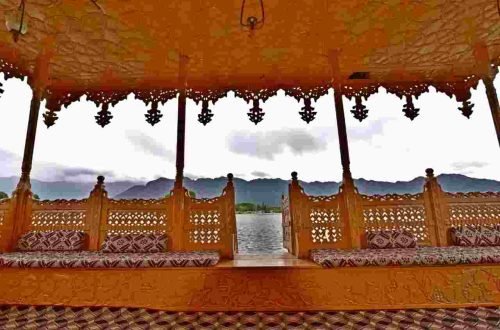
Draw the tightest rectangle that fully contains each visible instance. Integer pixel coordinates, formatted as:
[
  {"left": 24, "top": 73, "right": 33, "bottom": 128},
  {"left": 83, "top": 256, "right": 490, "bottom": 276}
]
[{"left": 0, "top": 75, "right": 499, "bottom": 183}]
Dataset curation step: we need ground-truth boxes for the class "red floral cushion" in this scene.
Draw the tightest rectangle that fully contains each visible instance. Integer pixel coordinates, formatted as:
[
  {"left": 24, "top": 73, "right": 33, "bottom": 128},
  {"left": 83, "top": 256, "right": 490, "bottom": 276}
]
[
  {"left": 16, "top": 230, "right": 87, "bottom": 252},
  {"left": 450, "top": 226, "right": 500, "bottom": 247},
  {"left": 100, "top": 233, "right": 168, "bottom": 253},
  {"left": 367, "top": 230, "right": 416, "bottom": 249}
]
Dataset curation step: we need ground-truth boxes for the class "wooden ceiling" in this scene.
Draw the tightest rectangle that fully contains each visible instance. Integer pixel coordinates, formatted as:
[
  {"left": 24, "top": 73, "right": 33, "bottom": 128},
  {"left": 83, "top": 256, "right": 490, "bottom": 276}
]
[{"left": 0, "top": 0, "right": 499, "bottom": 93}]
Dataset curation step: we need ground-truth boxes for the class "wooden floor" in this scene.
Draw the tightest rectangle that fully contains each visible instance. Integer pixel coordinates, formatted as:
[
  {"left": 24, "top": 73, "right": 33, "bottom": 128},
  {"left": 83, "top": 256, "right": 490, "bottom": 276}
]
[{"left": 217, "top": 253, "right": 319, "bottom": 268}]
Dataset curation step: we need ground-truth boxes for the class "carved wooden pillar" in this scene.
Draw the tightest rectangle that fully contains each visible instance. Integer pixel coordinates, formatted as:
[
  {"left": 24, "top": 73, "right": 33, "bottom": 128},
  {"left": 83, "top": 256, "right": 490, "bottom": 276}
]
[
  {"left": 333, "top": 87, "right": 362, "bottom": 249},
  {"left": 333, "top": 87, "right": 354, "bottom": 186},
  {"left": 483, "top": 76, "right": 500, "bottom": 148},
  {"left": 175, "top": 56, "right": 189, "bottom": 189},
  {"left": 423, "top": 168, "right": 447, "bottom": 246},
  {"left": 175, "top": 88, "right": 187, "bottom": 189},
  {"left": 88, "top": 175, "right": 107, "bottom": 251},
  {"left": 171, "top": 55, "right": 189, "bottom": 251},
  {"left": 8, "top": 86, "right": 44, "bottom": 250},
  {"left": 222, "top": 173, "right": 237, "bottom": 259},
  {"left": 473, "top": 42, "right": 500, "bottom": 149}
]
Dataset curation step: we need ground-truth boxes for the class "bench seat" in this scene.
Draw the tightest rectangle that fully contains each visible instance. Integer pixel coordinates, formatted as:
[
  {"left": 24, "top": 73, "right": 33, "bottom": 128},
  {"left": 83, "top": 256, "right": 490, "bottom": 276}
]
[
  {"left": 0, "top": 251, "right": 220, "bottom": 268},
  {"left": 310, "top": 246, "right": 500, "bottom": 268}
]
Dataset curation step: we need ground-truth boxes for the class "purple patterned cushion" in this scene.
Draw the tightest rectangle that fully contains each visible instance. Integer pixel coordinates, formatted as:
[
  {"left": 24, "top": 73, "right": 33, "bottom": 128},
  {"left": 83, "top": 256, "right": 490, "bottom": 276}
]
[
  {"left": 100, "top": 233, "right": 167, "bottom": 253},
  {"left": 450, "top": 227, "right": 480, "bottom": 246},
  {"left": 16, "top": 230, "right": 87, "bottom": 252},
  {"left": 367, "top": 230, "right": 416, "bottom": 249},
  {"left": 310, "top": 246, "right": 500, "bottom": 268},
  {"left": 0, "top": 251, "right": 220, "bottom": 268},
  {"left": 451, "top": 226, "right": 500, "bottom": 247}
]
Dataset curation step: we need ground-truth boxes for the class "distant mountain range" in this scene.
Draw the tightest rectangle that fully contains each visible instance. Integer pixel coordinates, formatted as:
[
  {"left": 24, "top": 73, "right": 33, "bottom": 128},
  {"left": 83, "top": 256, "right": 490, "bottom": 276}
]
[{"left": 1, "top": 174, "right": 499, "bottom": 206}]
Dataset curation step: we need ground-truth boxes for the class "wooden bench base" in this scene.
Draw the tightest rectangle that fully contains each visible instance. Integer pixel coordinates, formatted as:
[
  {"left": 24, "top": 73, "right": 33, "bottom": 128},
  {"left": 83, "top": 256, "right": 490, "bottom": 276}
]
[{"left": 1, "top": 264, "right": 499, "bottom": 311}]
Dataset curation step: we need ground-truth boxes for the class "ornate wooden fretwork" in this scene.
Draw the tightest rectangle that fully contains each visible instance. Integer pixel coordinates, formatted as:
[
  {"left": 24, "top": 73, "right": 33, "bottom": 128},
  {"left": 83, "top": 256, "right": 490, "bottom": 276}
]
[
  {"left": 187, "top": 89, "right": 228, "bottom": 126},
  {"left": 0, "top": 58, "right": 27, "bottom": 81},
  {"left": 458, "top": 100, "right": 474, "bottom": 119},
  {"left": 299, "top": 98, "right": 316, "bottom": 123},
  {"left": 43, "top": 90, "right": 84, "bottom": 128},
  {"left": 135, "top": 89, "right": 178, "bottom": 126},
  {"left": 285, "top": 86, "right": 329, "bottom": 123},
  {"left": 402, "top": 95, "right": 420, "bottom": 120},
  {"left": 42, "top": 110, "right": 58, "bottom": 128},
  {"left": 235, "top": 89, "right": 277, "bottom": 125},
  {"left": 385, "top": 83, "right": 429, "bottom": 120},
  {"left": 341, "top": 84, "right": 379, "bottom": 121},
  {"left": 247, "top": 100, "right": 265, "bottom": 124},
  {"left": 351, "top": 95, "right": 368, "bottom": 122},
  {"left": 434, "top": 76, "right": 480, "bottom": 119},
  {"left": 144, "top": 103, "right": 162, "bottom": 126},
  {"left": 86, "top": 90, "right": 129, "bottom": 127},
  {"left": 95, "top": 107, "right": 113, "bottom": 127}
]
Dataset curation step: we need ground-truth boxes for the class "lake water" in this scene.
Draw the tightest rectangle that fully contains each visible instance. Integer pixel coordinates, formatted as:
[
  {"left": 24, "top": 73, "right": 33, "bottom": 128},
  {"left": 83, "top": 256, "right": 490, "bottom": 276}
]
[{"left": 236, "top": 213, "right": 287, "bottom": 255}]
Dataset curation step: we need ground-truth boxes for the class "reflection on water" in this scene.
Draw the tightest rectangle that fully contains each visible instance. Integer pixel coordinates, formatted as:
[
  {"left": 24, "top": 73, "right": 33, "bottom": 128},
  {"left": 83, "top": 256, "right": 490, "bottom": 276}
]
[{"left": 236, "top": 213, "right": 287, "bottom": 255}]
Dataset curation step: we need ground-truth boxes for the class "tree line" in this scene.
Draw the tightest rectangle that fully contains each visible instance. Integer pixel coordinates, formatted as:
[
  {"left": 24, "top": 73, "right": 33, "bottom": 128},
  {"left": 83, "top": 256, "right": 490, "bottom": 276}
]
[{"left": 236, "top": 202, "right": 281, "bottom": 214}]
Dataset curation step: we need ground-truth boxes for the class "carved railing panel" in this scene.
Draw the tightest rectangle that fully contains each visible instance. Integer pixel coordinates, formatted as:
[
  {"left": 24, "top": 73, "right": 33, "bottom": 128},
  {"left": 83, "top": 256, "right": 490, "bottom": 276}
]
[
  {"left": 298, "top": 192, "right": 345, "bottom": 251},
  {"left": 185, "top": 196, "right": 225, "bottom": 250},
  {"left": 359, "top": 193, "right": 430, "bottom": 245},
  {"left": 100, "top": 198, "right": 171, "bottom": 246},
  {"left": 309, "top": 207, "right": 343, "bottom": 244},
  {"left": 444, "top": 192, "right": 500, "bottom": 228},
  {"left": 29, "top": 199, "right": 90, "bottom": 232}
]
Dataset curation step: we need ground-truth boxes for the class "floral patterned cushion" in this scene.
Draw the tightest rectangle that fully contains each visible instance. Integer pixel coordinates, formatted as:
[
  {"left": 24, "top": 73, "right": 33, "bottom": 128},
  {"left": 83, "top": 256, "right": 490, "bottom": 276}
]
[
  {"left": 16, "top": 230, "right": 87, "bottom": 252},
  {"left": 0, "top": 251, "right": 220, "bottom": 268},
  {"left": 310, "top": 246, "right": 500, "bottom": 268},
  {"left": 450, "top": 226, "right": 500, "bottom": 247},
  {"left": 367, "top": 230, "right": 417, "bottom": 249},
  {"left": 100, "top": 233, "right": 167, "bottom": 253}
]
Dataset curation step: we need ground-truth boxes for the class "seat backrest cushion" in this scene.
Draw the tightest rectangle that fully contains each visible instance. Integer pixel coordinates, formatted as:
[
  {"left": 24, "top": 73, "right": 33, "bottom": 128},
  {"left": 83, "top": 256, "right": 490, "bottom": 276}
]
[
  {"left": 16, "top": 230, "right": 87, "bottom": 252},
  {"left": 100, "top": 233, "right": 168, "bottom": 253},
  {"left": 367, "top": 230, "right": 417, "bottom": 249},
  {"left": 450, "top": 226, "right": 500, "bottom": 246}
]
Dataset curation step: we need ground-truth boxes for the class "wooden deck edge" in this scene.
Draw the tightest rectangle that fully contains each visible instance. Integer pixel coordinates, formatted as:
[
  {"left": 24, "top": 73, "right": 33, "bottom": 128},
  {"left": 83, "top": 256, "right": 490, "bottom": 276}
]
[{"left": 1, "top": 264, "right": 499, "bottom": 311}]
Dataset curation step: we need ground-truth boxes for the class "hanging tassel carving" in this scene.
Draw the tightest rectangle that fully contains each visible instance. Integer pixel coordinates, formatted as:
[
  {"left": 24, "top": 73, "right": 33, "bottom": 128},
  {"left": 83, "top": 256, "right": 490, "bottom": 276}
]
[
  {"left": 145, "top": 101, "right": 163, "bottom": 126},
  {"left": 95, "top": 104, "right": 113, "bottom": 127},
  {"left": 299, "top": 98, "right": 317, "bottom": 123},
  {"left": 42, "top": 110, "right": 58, "bottom": 128},
  {"left": 458, "top": 99, "right": 474, "bottom": 118},
  {"left": 248, "top": 99, "right": 265, "bottom": 124},
  {"left": 198, "top": 100, "right": 214, "bottom": 125},
  {"left": 351, "top": 95, "right": 369, "bottom": 122},
  {"left": 402, "top": 95, "right": 419, "bottom": 120}
]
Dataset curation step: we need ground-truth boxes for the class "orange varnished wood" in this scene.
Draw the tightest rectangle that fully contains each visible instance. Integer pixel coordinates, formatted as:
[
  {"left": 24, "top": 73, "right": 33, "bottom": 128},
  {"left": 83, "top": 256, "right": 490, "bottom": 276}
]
[
  {"left": 0, "top": 263, "right": 499, "bottom": 311},
  {"left": 0, "top": 176, "right": 237, "bottom": 257},
  {"left": 286, "top": 169, "right": 500, "bottom": 257}
]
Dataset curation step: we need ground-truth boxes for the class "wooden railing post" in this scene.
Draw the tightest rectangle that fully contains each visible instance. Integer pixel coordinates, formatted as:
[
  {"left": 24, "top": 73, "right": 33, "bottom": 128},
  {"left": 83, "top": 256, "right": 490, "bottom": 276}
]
[
  {"left": 171, "top": 187, "right": 186, "bottom": 252},
  {"left": 339, "top": 174, "right": 362, "bottom": 249},
  {"left": 423, "top": 168, "right": 447, "bottom": 246},
  {"left": 289, "top": 171, "right": 303, "bottom": 258},
  {"left": 221, "top": 173, "right": 237, "bottom": 259},
  {"left": 88, "top": 175, "right": 107, "bottom": 251}
]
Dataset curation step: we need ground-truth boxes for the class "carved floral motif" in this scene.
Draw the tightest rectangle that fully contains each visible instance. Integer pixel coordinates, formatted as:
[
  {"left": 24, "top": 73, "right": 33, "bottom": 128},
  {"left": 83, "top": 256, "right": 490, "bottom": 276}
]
[{"left": 1, "top": 266, "right": 499, "bottom": 311}]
